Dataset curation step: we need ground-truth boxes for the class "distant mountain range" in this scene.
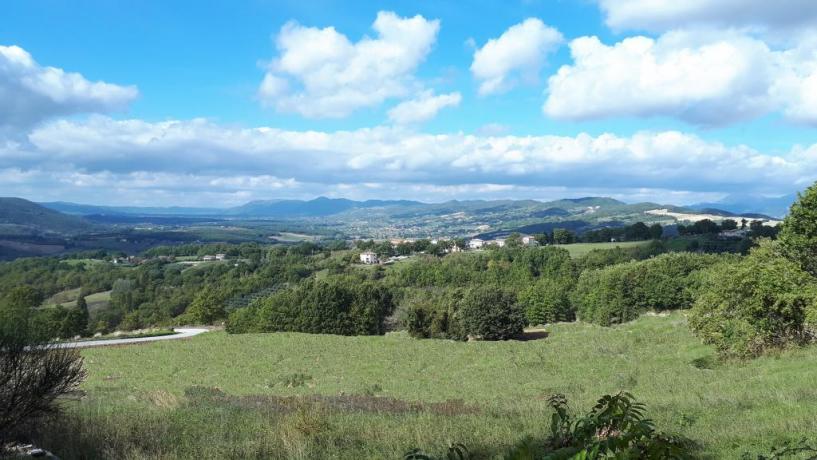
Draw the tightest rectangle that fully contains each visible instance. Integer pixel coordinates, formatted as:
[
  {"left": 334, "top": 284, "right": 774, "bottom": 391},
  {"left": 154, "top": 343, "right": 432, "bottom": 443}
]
[
  {"left": 691, "top": 193, "right": 796, "bottom": 219},
  {"left": 41, "top": 197, "right": 426, "bottom": 218},
  {"left": 0, "top": 195, "right": 780, "bottom": 241},
  {"left": 40, "top": 196, "right": 638, "bottom": 219},
  {"left": 0, "top": 197, "right": 96, "bottom": 236}
]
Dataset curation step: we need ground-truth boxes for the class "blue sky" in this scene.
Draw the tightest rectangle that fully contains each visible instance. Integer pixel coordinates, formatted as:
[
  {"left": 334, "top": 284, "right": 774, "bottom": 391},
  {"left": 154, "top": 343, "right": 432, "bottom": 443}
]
[{"left": 1, "top": 0, "right": 817, "bottom": 206}]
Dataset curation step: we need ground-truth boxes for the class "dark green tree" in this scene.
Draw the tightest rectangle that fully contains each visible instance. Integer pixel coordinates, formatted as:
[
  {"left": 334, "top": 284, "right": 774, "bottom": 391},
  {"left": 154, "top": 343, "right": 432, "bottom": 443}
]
[
  {"left": 552, "top": 228, "right": 576, "bottom": 244},
  {"left": 720, "top": 219, "right": 738, "bottom": 231},
  {"left": 649, "top": 223, "right": 663, "bottom": 240},
  {"left": 779, "top": 182, "right": 817, "bottom": 276},
  {"left": 458, "top": 286, "right": 525, "bottom": 340}
]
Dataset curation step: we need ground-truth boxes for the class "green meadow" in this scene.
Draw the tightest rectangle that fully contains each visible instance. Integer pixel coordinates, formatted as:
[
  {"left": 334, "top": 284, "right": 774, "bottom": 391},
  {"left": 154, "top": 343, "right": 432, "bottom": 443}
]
[
  {"left": 31, "top": 312, "right": 817, "bottom": 459},
  {"left": 556, "top": 240, "right": 651, "bottom": 257}
]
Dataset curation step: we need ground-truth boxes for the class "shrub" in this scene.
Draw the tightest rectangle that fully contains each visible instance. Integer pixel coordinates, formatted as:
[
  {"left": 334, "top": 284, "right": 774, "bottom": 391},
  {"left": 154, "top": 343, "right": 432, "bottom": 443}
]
[
  {"left": 572, "top": 253, "right": 729, "bottom": 326},
  {"left": 0, "top": 289, "right": 87, "bottom": 445},
  {"left": 779, "top": 181, "right": 817, "bottom": 277},
  {"left": 400, "top": 289, "right": 465, "bottom": 340},
  {"left": 458, "top": 286, "right": 525, "bottom": 340},
  {"left": 572, "top": 262, "right": 638, "bottom": 326},
  {"left": 226, "top": 277, "right": 394, "bottom": 336},
  {"left": 520, "top": 276, "right": 575, "bottom": 325},
  {"left": 688, "top": 241, "right": 817, "bottom": 358}
]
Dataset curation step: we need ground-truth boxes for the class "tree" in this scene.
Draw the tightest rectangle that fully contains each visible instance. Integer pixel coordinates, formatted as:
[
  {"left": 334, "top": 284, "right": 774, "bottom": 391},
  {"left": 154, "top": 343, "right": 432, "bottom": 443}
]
[
  {"left": 505, "top": 232, "right": 523, "bottom": 248},
  {"left": 649, "top": 223, "right": 663, "bottom": 240},
  {"left": 186, "top": 286, "right": 228, "bottom": 324},
  {"left": 0, "top": 295, "right": 87, "bottom": 445},
  {"left": 624, "top": 222, "right": 651, "bottom": 241},
  {"left": 76, "top": 294, "right": 90, "bottom": 333},
  {"left": 552, "top": 228, "right": 576, "bottom": 245},
  {"left": 720, "top": 219, "right": 738, "bottom": 231},
  {"left": 458, "top": 286, "right": 526, "bottom": 340},
  {"left": 534, "top": 233, "right": 550, "bottom": 245},
  {"left": 689, "top": 241, "right": 817, "bottom": 358},
  {"left": 520, "top": 276, "right": 575, "bottom": 325},
  {"left": 779, "top": 182, "right": 817, "bottom": 276}
]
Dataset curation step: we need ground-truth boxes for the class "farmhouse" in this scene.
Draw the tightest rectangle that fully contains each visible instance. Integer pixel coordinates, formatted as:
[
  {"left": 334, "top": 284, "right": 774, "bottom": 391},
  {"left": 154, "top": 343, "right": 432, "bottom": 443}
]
[
  {"left": 215, "top": 253, "right": 227, "bottom": 260},
  {"left": 488, "top": 239, "right": 506, "bottom": 247},
  {"left": 468, "top": 238, "right": 485, "bottom": 249},
  {"left": 202, "top": 255, "right": 216, "bottom": 261},
  {"left": 360, "top": 251, "right": 379, "bottom": 264},
  {"left": 521, "top": 235, "right": 538, "bottom": 246}
]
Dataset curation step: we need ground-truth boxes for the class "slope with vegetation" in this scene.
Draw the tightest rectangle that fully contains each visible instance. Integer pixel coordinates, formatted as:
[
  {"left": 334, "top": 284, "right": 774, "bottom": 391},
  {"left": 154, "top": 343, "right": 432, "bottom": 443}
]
[{"left": 3, "top": 182, "right": 817, "bottom": 457}]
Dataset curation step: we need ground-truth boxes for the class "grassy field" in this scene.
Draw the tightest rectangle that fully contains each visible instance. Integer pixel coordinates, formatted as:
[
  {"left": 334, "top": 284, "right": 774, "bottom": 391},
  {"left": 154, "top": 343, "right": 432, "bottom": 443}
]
[
  {"left": 555, "top": 240, "right": 651, "bottom": 257},
  {"left": 32, "top": 312, "right": 817, "bottom": 459},
  {"left": 43, "top": 289, "right": 111, "bottom": 312}
]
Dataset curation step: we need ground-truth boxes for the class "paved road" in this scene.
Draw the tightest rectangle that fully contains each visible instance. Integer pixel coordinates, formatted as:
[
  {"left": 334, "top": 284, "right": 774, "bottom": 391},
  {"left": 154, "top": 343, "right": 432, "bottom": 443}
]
[{"left": 57, "top": 328, "right": 209, "bottom": 349}]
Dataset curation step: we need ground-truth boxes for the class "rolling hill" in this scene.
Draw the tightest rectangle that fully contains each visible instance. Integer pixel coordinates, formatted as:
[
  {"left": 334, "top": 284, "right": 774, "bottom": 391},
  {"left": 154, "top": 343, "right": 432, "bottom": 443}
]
[
  {"left": 36, "top": 195, "right": 780, "bottom": 239},
  {"left": 0, "top": 197, "right": 97, "bottom": 236}
]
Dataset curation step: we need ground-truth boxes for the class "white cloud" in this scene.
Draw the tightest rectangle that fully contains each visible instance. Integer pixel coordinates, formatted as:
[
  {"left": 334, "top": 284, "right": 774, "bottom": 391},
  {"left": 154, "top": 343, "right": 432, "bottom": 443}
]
[
  {"left": 471, "top": 18, "right": 563, "bottom": 95},
  {"left": 0, "top": 45, "right": 137, "bottom": 130},
  {"left": 258, "top": 11, "right": 440, "bottom": 118},
  {"left": 597, "top": 0, "right": 817, "bottom": 34},
  {"left": 544, "top": 30, "right": 817, "bottom": 126},
  {"left": 3, "top": 116, "right": 813, "bottom": 205},
  {"left": 387, "top": 90, "right": 461, "bottom": 124}
]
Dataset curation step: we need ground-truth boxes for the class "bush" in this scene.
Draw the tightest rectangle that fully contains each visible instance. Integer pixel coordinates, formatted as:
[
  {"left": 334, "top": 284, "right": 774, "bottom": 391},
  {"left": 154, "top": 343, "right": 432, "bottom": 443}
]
[
  {"left": 779, "top": 181, "right": 817, "bottom": 276},
  {"left": 688, "top": 241, "right": 817, "bottom": 358},
  {"left": 458, "top": 286, "right": 525, "bottom": 340},
  {"left": 0, "top": 288, "right": 87, "bottom": 445},
  {"left": 572, "top": 253, "right": 729, "bottom": 326},
  {"left": 400, "top": 289, "right": 464, "bottom": 340},
  {"left": 520, "top": 276, "right": 575, "bottom": 325},
  {"left": 226, "top": 277, "right": 394, "bottom": 336}
]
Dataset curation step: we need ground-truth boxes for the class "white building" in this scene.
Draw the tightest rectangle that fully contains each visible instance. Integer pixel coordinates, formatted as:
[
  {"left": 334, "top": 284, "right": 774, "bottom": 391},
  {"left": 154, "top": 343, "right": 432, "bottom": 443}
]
[
  {"left": 521, "top": 235, "right": 538, "bottom": 246},
  {"left": 488, "top": 239, "right": 506, "bottom": 247},
  {"left": 202, "top": 255, "right": 216, "bottom": 261},
  {"left": 360, "top": 251, "right": 379, "bottom": 264},
  {"left": 468, "top": 238, "right": 485, "bottom": 250},
  {"left": 215, "top": 253, "right": 227, "bottom": 261}
]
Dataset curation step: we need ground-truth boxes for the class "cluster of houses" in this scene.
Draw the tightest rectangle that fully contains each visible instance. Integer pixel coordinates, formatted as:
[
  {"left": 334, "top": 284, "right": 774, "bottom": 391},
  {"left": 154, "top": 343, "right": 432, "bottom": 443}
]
[
  {"left": 111, "top": 253, "right": 230, "bottom": 266},
  {"left": 360, "top": 235, "right": 539, "bottom": 264},
  {"left": 466, "top": 235, "right": 538, "bottom": 250}
]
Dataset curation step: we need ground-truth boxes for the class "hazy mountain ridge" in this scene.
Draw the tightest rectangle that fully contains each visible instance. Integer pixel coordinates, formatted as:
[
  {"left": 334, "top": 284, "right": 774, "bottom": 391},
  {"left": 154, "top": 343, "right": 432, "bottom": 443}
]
[
  {"left": 24, "top": 196, "right": 780, "bottom": 241},
  {"left": 690, "top": 194, "right": 796, "bottom": 219},
  {"left": 0, "top": 198, "right": 97, "bottom": 236}
]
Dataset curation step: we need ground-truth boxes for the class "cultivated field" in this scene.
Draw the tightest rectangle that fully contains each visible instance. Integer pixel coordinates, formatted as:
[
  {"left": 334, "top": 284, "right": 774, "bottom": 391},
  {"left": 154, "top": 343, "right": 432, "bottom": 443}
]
[{"left": 31, "top": 312, "right": 817, "bottom": 459}]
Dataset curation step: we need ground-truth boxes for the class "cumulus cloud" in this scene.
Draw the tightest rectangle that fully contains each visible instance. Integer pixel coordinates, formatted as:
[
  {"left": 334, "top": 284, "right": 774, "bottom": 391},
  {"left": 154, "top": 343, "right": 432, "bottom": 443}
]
[
  {"left": 3, "top": 116, "right": 813, "bottom": 205},
  {"left": 0, "top": 45, "right": 137, "bottom": 130},
  {"left": 257, "top": 11, "right": 440, "bottom": 118},
  {"left": 387, "top": 90, "right": 461, "bottom": 124},
  {"left": 471, "top": 18, "right": 563, "bottom": 95},
  {"left": 597, "top": 0, "right": 817, "bottom": 34},
  {"left": 544, "top": 31, "right": 777, "bottom": 125},
  {"left": 543, "top": 30, "right": 817, "bottom": 126}
]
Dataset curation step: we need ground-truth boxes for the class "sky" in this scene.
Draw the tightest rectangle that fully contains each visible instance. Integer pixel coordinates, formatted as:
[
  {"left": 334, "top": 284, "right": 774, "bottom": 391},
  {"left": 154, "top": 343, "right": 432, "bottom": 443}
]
[{"left": 1, "top": 0, "right": 817, "bottom": 207}]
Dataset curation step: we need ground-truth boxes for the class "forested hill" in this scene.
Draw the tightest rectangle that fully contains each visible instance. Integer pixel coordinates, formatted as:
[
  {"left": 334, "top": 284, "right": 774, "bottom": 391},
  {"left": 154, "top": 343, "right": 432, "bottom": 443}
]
[{"left": 0, "top": 197, "right": 96, "bottom": 235}]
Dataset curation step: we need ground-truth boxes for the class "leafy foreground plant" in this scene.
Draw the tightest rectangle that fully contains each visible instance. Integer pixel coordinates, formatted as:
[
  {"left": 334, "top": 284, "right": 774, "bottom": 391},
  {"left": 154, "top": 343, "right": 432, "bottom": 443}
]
[
  {"left": 405, "top": 392, "right": 692, "bottom": 459},
  {"left": 541, "top": 392, "right": 691, "bottom": 459}
]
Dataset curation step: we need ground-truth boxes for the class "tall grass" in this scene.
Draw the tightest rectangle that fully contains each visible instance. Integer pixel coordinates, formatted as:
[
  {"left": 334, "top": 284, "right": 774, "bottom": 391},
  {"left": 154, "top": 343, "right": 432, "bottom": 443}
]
[{"left": 31, "top": 313, "right": 817, "bottom": 458}]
